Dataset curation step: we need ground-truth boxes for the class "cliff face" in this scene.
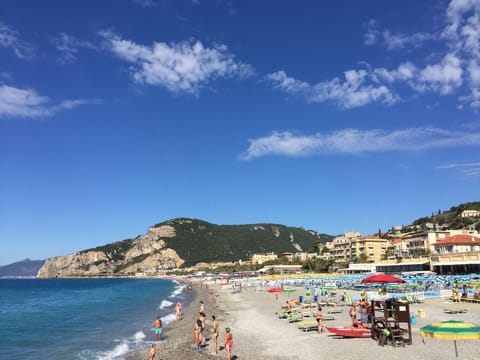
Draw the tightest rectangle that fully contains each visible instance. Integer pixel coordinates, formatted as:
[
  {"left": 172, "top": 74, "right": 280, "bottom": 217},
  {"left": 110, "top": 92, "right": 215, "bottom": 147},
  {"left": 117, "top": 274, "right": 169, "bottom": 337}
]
[{"left": 37, "top": 225, "right": 184, "bottom": 278}]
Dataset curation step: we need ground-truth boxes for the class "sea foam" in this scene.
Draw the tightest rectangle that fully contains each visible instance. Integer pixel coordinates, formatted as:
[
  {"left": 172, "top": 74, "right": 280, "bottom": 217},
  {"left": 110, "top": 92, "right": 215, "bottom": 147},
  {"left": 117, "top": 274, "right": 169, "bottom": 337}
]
[
  {"left": 159, "top": 300, "right": 173, "bottom": 309},
  {"left": 162, "top": 313, "right": 176, "bottom": 325}
]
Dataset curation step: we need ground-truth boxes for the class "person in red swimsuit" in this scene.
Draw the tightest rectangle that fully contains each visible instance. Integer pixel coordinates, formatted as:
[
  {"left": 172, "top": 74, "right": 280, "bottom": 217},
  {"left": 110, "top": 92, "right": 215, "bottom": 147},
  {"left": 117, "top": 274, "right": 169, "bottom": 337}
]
[{"left": 224, "top": 327, "right": 233, "bottom": 360}]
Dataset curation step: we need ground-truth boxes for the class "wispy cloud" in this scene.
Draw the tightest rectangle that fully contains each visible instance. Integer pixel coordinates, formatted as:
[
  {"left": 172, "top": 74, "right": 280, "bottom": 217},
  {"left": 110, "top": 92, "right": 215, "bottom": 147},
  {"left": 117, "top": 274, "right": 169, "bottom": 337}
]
[
  {"left": 99, "top": 30, "right": 253, "bottom": 94},
  {"left": 0, "top": 85, "right": 91, "bottom": 118},
  {"left": 240, "top": 127, "right": 480, "bottom": 160},
  {"left": 435, "top": 161, "right": 480, "bottom": 178},
  {"left": 0, "top": 22, "right": 34, "bottom": 59},
  {"left": 267, "top": 70, "right": 398, "bottom": 109},
  {"left": 52, "top": 32, "right": 96, "bottom": 64},
  {"left": 363, "top": 19, "right": 435, "bottom": 50}
]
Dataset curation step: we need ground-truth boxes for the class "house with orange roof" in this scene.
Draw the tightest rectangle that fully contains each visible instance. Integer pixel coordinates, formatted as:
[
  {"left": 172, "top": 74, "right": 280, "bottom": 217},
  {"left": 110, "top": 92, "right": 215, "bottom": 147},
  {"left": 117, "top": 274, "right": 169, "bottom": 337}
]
[{"left": 434, "top": 234, "right": 480, "bottom": 254}]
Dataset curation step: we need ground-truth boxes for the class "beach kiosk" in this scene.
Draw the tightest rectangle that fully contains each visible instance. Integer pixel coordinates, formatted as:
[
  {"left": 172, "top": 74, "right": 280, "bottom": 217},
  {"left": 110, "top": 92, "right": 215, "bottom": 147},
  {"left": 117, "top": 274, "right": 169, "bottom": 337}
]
[{"left": 370, "top": 299, "right": 412, "bottom": 346}]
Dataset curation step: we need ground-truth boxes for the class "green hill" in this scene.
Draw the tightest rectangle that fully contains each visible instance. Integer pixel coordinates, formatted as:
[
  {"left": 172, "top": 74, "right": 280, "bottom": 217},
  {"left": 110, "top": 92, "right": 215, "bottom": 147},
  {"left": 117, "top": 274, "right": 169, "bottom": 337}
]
[{"left": 152, "top": 218, "right": 332, "bottom": 267}]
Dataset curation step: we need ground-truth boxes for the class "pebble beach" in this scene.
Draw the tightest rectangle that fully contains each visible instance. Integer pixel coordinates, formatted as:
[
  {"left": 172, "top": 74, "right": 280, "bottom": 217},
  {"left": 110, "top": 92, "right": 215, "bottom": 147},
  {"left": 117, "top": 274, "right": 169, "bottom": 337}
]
[{"left": 125, "top": 280, "right": 480, "bottom": 360}]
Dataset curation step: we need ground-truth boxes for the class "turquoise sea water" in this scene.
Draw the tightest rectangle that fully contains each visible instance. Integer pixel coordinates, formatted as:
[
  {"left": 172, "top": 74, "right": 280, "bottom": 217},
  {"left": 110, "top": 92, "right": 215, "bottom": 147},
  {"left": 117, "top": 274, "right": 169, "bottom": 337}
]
[{"left": 0, "top": 278, "right": 188, "bottom": 360}]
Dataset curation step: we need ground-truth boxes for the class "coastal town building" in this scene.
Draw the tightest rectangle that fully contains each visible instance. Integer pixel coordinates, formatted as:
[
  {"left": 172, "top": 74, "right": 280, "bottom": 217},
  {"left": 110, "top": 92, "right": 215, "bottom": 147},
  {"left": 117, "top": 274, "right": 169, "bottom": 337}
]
[
  {"left": 331, "top": 232, "right": 388, "bottom": 263},
  {"left": 390, "top": 238, "right": 409, "bottom": 258},
  {"left": 433, "top": 234, "right": 480, "bottom": 254},
  {"left": 460, "top": 209, "right": 480, "bottom": 217},
  {"left": 251, "top": 252, "right": 278, "bottom": 265},
  {"left": 350, "top": 236, "right": 389, "bottom": 263},
  {"left": 331, "top": 232, "right": 360, "bottom": 263},
  {"left": 404, "top": 229, "right": 479, "bottom": 256}
]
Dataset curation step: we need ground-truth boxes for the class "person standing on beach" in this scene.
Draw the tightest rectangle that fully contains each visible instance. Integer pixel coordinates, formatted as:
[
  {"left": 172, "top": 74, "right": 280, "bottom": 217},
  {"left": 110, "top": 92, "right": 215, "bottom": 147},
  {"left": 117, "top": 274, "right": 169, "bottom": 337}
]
[
  {"left": 200, "top": 300, "right": 205, "bottom": 313},
  {"left": 176, "top": 302, "right": 182, "bottom": 320},
  {"left": 149, "top": 344, "right": 156, "bottom": 360},
  {"left": 224, "top": 327, "right": 233, "bottom": 360},
  {"left": 153, "top": 316, "right": 163, "bottom": 341},
  {"left": 212, "top": 315, "right": 220, "bottom": 355},
  {"left": 193, "top": 319, "right": 203, "bottom": 350},
  {"left": 349, "top": 304, "right": 357, "bottom": 326},
  {"left": 315, "top": 306, "right": 324, "bottom": 334},
  {"left": 199, "top": 312, "right": 207, "bottom": 345}
]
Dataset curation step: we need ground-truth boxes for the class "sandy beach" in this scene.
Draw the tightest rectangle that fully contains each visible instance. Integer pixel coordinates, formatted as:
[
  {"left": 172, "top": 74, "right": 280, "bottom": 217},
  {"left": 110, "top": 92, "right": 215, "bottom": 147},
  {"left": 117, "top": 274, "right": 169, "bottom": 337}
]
[{"left": 126, "top": 281, "right": 480, "bottom": 360}]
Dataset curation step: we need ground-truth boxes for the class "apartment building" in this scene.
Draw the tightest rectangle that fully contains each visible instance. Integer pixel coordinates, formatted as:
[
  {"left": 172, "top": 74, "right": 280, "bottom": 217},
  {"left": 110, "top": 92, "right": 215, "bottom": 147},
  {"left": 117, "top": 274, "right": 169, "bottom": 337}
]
[
  {"left": 251, "top": 252, "right": 278, "bottom": 265},
  {"left": 331, "top": 232, "right": 388, "bottom": 263},
  {"left": 434, "top": 234, "right": 480, "bottom": 254},
  {"left": 405, "top": 229, "right": 479, "bottom": 256}
]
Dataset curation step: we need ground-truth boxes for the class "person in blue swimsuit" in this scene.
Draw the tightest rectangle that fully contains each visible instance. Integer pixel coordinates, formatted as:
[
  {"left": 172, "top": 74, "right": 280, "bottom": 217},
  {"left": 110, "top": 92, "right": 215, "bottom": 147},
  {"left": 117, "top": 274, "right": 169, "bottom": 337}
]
[{"left": 153, "top": 316, "right": 163, "bottom": 341}]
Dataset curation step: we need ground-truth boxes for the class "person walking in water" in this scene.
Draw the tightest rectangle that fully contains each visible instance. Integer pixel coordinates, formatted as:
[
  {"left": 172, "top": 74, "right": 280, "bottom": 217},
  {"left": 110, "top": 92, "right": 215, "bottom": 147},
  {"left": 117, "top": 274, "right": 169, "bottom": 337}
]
[
  {"left": 224, "top": 327, "right": 233, "bottom": 360},
  {"left": 153, "top": 316, "right": 163, "bottom": 341}
]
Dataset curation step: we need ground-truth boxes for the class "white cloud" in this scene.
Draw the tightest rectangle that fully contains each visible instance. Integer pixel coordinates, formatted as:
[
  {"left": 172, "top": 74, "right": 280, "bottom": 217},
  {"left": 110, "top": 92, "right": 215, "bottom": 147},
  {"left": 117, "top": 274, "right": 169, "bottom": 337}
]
[
  {"left": 0, "top": 22, "right": 33, "bottom": 59},
  {"left": 267, "top": 70, "right": 398, "bottom": 109},
  {"left": 53, "top": 32, "right": 95, "bottom": 64},
  {"left": 373, "top": 62, "right": 417, "bottom": 83},
  {"left": 363, "top": 20, "right": 434, "bottom": 50},
  {"left": 435, "top": 161, "right": 480, "bottom": 178},
  {"left": 240, "top": 127, "right": 480, "bottom": 160},
  {"left": 382, "top": 30, "right": 434, "bottom": 50},
  {"left": 418, "top": 53, "right": 463, "bottom": 94},
  {"left": 0, "top": 85, "right": 89, "bottom": 118},
  {"left": 99, "top": 31, "right": 253, "bottom": 94}
]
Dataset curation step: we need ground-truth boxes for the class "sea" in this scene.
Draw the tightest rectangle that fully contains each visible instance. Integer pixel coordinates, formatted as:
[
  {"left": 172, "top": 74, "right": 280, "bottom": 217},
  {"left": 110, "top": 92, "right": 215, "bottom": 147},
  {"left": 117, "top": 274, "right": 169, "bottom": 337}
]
[{"left": 0, "top": 278, "right": 190, "bottom": 360}]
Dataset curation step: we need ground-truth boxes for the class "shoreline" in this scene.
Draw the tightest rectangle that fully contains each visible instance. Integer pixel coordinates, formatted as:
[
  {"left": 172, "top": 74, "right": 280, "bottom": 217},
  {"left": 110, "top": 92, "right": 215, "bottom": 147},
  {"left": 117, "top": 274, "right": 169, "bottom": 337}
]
[
  {"left": 125, "top": 281, "right": 480, "bottom": 360},
  {"left": 125, "top": 281, "right": 224, "bottom": 360}
]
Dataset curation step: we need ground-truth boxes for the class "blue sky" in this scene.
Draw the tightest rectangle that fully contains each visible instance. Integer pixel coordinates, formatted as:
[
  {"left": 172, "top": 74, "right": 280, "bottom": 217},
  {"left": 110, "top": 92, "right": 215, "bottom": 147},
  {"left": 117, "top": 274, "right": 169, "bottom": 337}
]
[{"left": 1, "top": 0, "right": 480, "bottom": 265}]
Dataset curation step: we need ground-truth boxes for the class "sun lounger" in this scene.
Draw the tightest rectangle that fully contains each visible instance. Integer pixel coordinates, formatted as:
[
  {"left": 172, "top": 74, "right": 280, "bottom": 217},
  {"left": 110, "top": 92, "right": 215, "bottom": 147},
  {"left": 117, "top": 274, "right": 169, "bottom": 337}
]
[
  {"left": 327, "top": 307, "right": 343, "bottom": 314},
  {"left": 287, "top": 312, "right": 303, "bottom": 323},
  {"left": 443, "top": 308, "right": 468, "bottom": 314},
  {"left": 298, "top": 321, "right": 319, "bottom": 332},
  {"left": 277, "top": 311, "right": 289, "bottom": 319}
]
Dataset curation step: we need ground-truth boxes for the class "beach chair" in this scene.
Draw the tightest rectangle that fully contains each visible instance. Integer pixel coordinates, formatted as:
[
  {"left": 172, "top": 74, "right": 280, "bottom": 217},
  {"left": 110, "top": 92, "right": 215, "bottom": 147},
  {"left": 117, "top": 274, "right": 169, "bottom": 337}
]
[
  {"left": 277, "top": 311, "right": 289, "bottom": 319},
  {"left": 322, "top": 314, "right": 337, "bottom": 321},
  {"left": 405, "top": 294, "right": 415, "bottom": 304},
  {"left": 297, "top": 320, "right": 319, "bottom": 332},
  {"left": 301, "top": 310, "right": 311, "bottom": 317},
  {"left": 287, "top": 312, "right": 303, "bottom": 323},
  {"left": 327, "top": 307, "right": 343, "bottom": 314},
  {"left": 414, "top": 293, "right": 425, "bottom": 303}
]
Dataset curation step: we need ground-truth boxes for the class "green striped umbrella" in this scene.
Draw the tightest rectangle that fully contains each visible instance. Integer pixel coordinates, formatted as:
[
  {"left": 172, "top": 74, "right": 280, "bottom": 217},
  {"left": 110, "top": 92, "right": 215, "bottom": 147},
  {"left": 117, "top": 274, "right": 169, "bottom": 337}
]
[{"left": 420, "top": 320, "right": 480, "bottom": 358}]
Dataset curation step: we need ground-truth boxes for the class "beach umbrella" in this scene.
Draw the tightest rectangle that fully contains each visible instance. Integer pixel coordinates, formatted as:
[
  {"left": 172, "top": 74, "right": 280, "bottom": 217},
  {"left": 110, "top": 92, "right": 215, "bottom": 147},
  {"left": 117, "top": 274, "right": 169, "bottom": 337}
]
[
  {"left": 420, "top": 320, "right": 480, "bottom": 358},
  {"left": 361, "top": 274, "right": 406, "bottom": 284}
]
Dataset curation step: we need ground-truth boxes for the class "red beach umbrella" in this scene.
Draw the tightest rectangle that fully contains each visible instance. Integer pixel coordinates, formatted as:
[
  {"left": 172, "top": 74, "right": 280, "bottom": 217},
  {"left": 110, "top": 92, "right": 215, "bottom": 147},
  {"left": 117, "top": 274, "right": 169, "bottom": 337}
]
[{"left": 361, "top": 274, "right": 406, "bottom": 284}]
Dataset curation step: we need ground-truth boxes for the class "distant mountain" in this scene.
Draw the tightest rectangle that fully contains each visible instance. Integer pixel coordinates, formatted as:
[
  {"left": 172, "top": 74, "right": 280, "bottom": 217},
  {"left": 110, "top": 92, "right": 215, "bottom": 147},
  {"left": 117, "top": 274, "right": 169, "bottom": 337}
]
[
  {"left": 0, "top": 259, "right": 45, "bottom": 277},
  {"left": 37, "top": 218, "right": 333, "bottom": 278}
]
